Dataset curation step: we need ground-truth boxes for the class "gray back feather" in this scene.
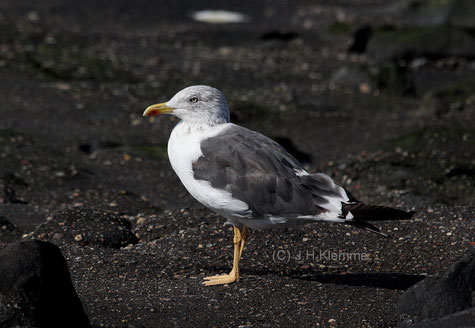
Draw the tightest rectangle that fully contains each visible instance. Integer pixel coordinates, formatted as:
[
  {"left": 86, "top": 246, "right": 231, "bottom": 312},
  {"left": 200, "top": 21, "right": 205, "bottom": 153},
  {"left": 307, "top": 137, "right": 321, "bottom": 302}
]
[{"left": 192, "top": 125, "right": 340, "bottom": 218}]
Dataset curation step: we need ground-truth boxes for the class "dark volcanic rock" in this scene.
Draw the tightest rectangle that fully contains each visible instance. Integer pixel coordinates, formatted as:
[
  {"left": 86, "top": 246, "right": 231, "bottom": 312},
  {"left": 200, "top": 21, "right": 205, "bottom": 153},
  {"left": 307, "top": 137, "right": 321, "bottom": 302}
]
[
  {"left": 367, "top": 62, "right": 414, "bottom": 94},
  {"left": 412, "top": 68, "right": 473, "bottom": 97},
  {"left": 367, "top": 27, "right": 475, "bottom": 63},
  {"left": 260, "top": 30, "right": 299, "bottom": 41},
  {"left": 0, "top": 173, "right": 28, "bottom": 204},
  {"left": 338, "top": 125, "right": 475, "bottom": 206},
  {"left": 0, "top": 216, "right": 21, "bottom": 247},
  {"left": 405, "top": 307, "right": 475, "bottom": 328},
  {"left": 348, "top": 25, "right": 373, "bottom": 53},
  {"left": 385, "top": 0, "right": 475, "bottom": 29},
  {"left": 0, "top": 240, "right": 91, "bottom": 328},
  {"left": 35, "top": 207, "right": 138, "bottom": 248},
  {"left": 384, "top": 0, "right": 453, "bottom": 27},
  {"left": 398, "top": 249, "right": 475, "bottom": 324},
  {"left": 420, "top": 77, "right": 475, "bottom": 117},
  {"left": 448, "top": 0, "right": 475, "bottom": 28}
]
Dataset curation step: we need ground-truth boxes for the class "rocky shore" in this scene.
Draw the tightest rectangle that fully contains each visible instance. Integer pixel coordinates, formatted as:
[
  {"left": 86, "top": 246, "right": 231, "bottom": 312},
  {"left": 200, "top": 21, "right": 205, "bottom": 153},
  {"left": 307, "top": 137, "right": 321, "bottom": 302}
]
[{"left": 0, "top": 0, "right": 474, "bottom": 327}]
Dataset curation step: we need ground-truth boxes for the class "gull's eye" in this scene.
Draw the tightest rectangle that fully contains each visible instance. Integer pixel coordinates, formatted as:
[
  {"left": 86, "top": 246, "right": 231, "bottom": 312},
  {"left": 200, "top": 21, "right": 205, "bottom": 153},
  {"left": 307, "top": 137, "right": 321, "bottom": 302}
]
[{"left": 189, "top": 97, "right": 199, "bottom": 103}]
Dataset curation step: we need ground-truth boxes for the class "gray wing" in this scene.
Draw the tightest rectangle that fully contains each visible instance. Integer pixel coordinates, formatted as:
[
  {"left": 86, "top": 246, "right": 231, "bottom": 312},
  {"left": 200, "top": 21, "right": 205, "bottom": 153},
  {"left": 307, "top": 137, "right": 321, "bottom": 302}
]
[{"left": 192, "top": 124, "right": 345, "bottom": 218}]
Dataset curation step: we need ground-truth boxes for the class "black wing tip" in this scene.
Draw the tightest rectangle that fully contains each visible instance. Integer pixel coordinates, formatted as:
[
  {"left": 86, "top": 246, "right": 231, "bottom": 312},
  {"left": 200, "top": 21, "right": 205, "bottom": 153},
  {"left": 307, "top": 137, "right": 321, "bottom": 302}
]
[
  {"left": 343, "top": 203, "right": 417, "bottom": 221},
  {"left": 345, "top": 220, "right": 391, "bottom": 238},
  {"left": 397, "top": 210, "right": 417, "bottom": 221},
  {"left": 407, "top": 210, "right": 417, "bottom": 219},
  {"left": 345, "top": 210, "right": 417, "bottom": 238}
]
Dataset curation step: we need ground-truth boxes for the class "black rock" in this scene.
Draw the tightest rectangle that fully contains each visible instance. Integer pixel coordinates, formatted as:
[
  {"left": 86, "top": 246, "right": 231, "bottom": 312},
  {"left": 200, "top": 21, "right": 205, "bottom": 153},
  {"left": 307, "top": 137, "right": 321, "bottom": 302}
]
[
  {"left": 0, "top": 216, "right": 22, "bottom": 246},
  {"left": 367, "top": 27, "right": 475, "bottom": 63},
  {"left": 383, "top": 0, "right": 452, "bottom": 27},
  {"left": 398, "top": 249, "right": 475, "bottom": 324},
  {"left": 420, "top": 77, "right": 475, "bottom": 117},
  {"left": 412, "top": 69, "right": 472, "bottom": 97},
  {"left": 260, "top": 30, "right": 299, "bottom": 41},
  {"left": 384, "top": 0, "right": 475, "bottom": 29},
  {"left": 77, "top": 140, "right": 122, "bottom": 154},
  {"left": 35, "top": 207, "right": 139, "bottom": 248},
  {"left": 0, "top": 240, "right": 91, "bottom": 328},
  {"left": 348, "top": 25, "right": 373, "bottom": 53},
  {"left": 404, "top": 307, "right": 475, "bottom": 328},
  {"left": 448, "top": 0, "right": 475, "bottom": 29},
  {"left": 0, "top": 173, "right": 28, "bottom": 204}
]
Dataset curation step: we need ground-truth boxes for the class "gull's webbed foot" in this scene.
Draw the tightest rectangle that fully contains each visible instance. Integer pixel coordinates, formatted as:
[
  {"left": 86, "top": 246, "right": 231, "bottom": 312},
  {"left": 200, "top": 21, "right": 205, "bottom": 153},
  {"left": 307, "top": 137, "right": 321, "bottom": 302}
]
[{"left": 202, "top": 269, "right": 238, "bottom": 286}]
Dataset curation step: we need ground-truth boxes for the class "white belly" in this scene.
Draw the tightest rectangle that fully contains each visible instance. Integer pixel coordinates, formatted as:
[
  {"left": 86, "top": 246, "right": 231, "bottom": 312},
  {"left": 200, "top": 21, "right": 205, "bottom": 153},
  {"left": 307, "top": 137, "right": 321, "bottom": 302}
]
[{"left": 167, "top": 122, "right": 250, "bottom": 217}]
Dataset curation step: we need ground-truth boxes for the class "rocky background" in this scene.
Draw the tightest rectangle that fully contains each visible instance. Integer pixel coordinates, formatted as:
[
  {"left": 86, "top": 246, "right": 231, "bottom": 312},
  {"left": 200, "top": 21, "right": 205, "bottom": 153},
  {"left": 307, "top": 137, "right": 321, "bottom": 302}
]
[{"left": 0, "top": 0, "right": 474, "bottom": 327}]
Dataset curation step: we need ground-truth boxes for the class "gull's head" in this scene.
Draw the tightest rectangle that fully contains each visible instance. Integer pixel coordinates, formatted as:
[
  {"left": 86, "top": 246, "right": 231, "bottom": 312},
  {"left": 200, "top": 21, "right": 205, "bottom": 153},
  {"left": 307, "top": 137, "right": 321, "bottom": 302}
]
[{"left": 143, "top": 85, "right": 230, "bottom": 125}]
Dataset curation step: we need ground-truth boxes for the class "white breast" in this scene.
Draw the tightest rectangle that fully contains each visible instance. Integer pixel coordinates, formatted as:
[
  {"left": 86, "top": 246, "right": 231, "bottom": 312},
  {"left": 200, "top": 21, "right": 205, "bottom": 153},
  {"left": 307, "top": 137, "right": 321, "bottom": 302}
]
[{"left": 167, "top": 122, "right": 250, "bottom": 217}]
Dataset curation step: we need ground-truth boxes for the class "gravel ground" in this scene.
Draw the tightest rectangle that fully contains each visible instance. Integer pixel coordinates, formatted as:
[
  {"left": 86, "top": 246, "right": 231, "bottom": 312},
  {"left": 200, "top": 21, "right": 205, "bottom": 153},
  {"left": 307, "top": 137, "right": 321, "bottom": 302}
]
[{"left": 0, "top": 0, "right": 474, "bottom": 327}]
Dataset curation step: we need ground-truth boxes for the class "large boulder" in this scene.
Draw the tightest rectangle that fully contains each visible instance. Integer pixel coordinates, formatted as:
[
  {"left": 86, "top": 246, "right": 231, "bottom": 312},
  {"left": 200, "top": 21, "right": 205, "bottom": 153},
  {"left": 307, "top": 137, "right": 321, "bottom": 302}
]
[
  {"left": 367, "top": 27, "right": 475, "bottom": 63},
  {"left": 404, "top": 307, "right": 475, "bottom": 327},
  {"left": 0, "top": 240, "right": 91, "bottom": 327},
  {"left": 398, "top": 249, "right": 475, "bottom": 326}
]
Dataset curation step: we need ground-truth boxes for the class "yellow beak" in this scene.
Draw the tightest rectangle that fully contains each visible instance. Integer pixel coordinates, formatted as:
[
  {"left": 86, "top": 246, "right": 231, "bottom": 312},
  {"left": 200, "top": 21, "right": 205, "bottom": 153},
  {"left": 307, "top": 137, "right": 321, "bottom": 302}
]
[{"left": 143, "top": 102, "right": 176, "bottom": 116}]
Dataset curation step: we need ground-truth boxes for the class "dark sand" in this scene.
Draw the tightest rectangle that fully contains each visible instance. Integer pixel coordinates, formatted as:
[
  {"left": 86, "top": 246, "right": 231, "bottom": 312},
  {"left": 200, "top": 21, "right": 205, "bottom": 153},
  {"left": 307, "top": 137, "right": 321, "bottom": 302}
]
[{"left": 0, "top": 1, "right": 473, "bottom": 327}]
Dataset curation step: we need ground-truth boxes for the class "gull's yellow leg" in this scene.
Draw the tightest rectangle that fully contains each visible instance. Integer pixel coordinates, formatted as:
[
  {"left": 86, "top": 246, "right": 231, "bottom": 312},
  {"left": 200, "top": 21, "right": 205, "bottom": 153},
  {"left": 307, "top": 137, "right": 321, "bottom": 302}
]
[
  {"left": 203, "top": 226, "right": 243, "bottom": 286},
  {"left": 239, "top": 226, "right": 248, "bottom": 259}
]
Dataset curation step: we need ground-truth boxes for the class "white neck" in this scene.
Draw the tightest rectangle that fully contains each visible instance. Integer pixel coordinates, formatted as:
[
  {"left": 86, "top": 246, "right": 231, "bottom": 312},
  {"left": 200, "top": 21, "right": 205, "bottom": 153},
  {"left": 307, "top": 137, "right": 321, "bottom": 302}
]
[
  {"left": 173, "top": 119, "right": 228, "bottom": 136},
  {"left": 178, "top": 115, "right": 229, "bottom": 127}
]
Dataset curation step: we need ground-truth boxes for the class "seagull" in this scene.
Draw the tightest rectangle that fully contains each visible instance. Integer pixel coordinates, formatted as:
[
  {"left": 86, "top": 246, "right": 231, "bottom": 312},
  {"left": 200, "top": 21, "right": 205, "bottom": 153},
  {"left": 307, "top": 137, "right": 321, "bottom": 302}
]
[{"left": 143, "top": 85, "right": 415, "bottom": 286}]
